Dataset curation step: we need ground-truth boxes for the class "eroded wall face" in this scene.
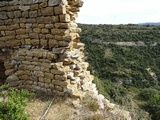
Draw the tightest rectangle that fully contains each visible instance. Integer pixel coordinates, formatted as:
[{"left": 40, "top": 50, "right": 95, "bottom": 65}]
[{"left": 0, "top": 0, "right": 94, "bottom": 97}]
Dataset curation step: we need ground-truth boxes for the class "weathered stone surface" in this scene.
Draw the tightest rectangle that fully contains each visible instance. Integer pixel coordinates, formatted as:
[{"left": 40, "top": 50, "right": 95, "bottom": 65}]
[
  {"left": 29, "top": 11, "right": 38, "bottom": 18},
  {"left": 41, "top": 7, "right": 54, "bottom": 16},
  {"left": 19, "top": 6, "right": 30, "bottom": 11},
  {"left": 54, "top": 5, "right": 66, "bottom": 15}
]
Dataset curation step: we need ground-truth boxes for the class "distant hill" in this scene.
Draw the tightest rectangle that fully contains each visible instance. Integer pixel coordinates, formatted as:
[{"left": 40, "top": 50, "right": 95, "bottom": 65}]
[{"left": 139, "top": 22, "right": 160, "bottom": 26}]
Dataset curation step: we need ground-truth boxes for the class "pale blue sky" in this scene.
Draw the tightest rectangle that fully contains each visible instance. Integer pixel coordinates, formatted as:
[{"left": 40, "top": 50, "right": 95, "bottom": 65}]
[{"left": 77, "top": 0, "right": 160, "bottom": 24}]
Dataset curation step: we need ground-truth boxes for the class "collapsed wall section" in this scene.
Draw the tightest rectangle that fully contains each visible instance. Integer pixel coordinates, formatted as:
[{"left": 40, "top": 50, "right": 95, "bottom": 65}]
[{"left": 0, "top": 0, "right": 94, "bottom": 97}]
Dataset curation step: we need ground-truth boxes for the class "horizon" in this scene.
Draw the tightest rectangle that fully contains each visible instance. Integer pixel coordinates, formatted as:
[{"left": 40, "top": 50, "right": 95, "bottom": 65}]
[{"left": 77, "top": 0, "right": 160, "bottom": 25}]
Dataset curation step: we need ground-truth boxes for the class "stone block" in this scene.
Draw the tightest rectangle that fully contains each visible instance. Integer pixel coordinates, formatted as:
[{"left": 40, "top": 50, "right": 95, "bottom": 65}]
[
  {"left": 39, "top": 2, "right": 47, "bottom": 8},
  {"left": 55, "top": 23, "right": 69, "bottom": 29},
  {"left": 59, "top": 14, "right": 70, "bottom": 22},
  {"left": 29, "top": 10, "right": 38, "bottom": 18},
  {"left": 16, "top": 34, "right": 29, "bottom": 39},
  {"left": 44, "top": 78, "right": 51, "bottom": 83},
  {"left": 49, "top": 40, "right": 59, "bottom": 48},
  {"left": 4, "top": 62, "right": 14, "bottom": 69},
  {"left": 14, "top": 11, "right": 21, "bottom": 18},
  {"left": 55, "top": 75, "right": 66, "bottom": 81},
  {"left": 41, "top": 7, "right": 54, "bottom": 16},
  {"left": 46, "top": 34, "right": 54, "bottom": 39},
  {"left": 29, "top": 33, "right": 39, "bottom": 39},
  {"left": 33, "top": 28, "right": 41, "bottom": 33},
  {"left": 38, "top": 24, "right": 45, "bottom": 28},
  {"left": 54, "top": 5, "right": 66, "bottom": 15},
  {"left": 16, "top": 29, "right": 29, "bottom": 35},
  {"left": 19, "top": 6, "right": 30, "bottom": 11},
  {"left": 5, "top": 31, "right": 16, "bottom": 36},
  {"left": 22, "top": 11, "right": 29, "bottom": 17},
  {"left": 26, "top": 18, "right": 36, "bottom": 23},
  {"left": 51, "top": 69, "right": 65, "bottom": 75},
  {"left": 41, "top": 29, "right": 49, "bottom": 34},
  {"left": 20, "top": 18, "right": 27, "bottom": 23},
  {"left": 30, "top": 4, "right": 38, "bottom": 10},
  {"left": 5, "top": 69, "right": 15, "bottom": 76},
  {"left": 0, "top": 12, "right": 8, "bottom": 19},
  {"left": 4, "top": 19, "right": 13, "bottom": 25},
  {"left": 40, "top": 39, "right": 48, "bottom": 47}
]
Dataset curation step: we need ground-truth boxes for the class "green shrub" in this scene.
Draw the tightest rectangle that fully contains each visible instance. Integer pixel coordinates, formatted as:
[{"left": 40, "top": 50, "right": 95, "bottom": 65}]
[
  {"left": 0, "top": 88, "right": 32, "bottom": 120},
  {"left": 142, "top": 94, "right": 160, "bottom": 120},
  {"left": 138, "top": 88, "right": 159, "bottom": 100}
]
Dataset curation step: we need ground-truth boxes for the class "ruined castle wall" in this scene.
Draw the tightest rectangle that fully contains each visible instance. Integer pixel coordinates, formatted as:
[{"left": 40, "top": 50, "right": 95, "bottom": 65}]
[{"left": 0, "top": 0, "right": 94, "bottom": 97}]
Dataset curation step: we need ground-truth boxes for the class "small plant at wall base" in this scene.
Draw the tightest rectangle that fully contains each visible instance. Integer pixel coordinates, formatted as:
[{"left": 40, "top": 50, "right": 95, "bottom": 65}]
[{"left": 0, "top": 85, "right": 32, "bottom": 120}]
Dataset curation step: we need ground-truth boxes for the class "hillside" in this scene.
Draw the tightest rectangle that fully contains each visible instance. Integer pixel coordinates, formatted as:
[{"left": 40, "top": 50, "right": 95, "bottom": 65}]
[{"left": 79, "top": 23, "right": 160, "bottom": 120}]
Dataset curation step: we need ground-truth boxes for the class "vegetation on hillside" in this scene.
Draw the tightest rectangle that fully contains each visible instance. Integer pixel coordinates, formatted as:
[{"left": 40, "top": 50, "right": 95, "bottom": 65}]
[{"left": 79, "top": 23, "right": 160, "bottom": 120}]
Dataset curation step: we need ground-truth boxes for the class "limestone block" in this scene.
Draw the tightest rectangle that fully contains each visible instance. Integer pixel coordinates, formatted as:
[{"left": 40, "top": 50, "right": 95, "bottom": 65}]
[
  {"left": 53, "top": 80, "right": 67, "bottom": 87},
  {"left": 39, "top": 77, "right": 45, "bottom": 82},
  {"left": 38, "top": 82, "right": 45, "bottom": 87},
  {"left": 37, "top": 24, "right": 45, "bottom": 28},
  {"left": 19, "top": 18, "right": 27, "bottom": 23},
  {"left": 41, "top": 63, "right": 52, "bottom": 68},
  {"left": 0, "top": 26, "right": 7, "bottom": 31},
  {"left": 16, "top": 34, "right": 29, "bottom": 39},
  {"left": 44, "top": 73, "right": 54, "bottom": 79},
  {"left": 32, "top": 85, "right": 41, "bottom": 91},
  {"left": 19, "top": 6, "right": 30, "bottom": 11},
  {"left": 26, "top": 18, "right": 36, "bottom": 23},
  {"left": 46, "top": 34, "right": 54, "bottom": 39},
  {"left": 48, "top": 0, "right": 63, "bottom": 6},
  {"left": 51, "top": 28, "right": 69, "bottom": 35},
  {"left": 59, "top": 14, "right": 70, "bottom": 22},
  {"left": 54, "top": 23, "right": 69, "bottom": 29},
  {"left": 8, "top": 24, "right": 20, "bottom": 30},
  {"left": 47, "top": 52, "right": 57, "bottom": 60},
  {"left": 48, "top": 39, "right": 58, "bottom": 48},
  {"left": 33, "top": 28, "right": 41, "bottom": 33},
  {"left": 55, "top": 85, "right": 63, "bottom": 91},
  {"left": 5, "top": 69, "right": 15, "bottom": 76},
  {"left": 29, "top": 33, "right": 39, "bottom": 39},
  {"left": 40, "top": 39, "right": 48, "bottom": 47},
  {"left": 45, "top": 24, "right": 54, "bottom": 29},
  {"left": 6, "top": 40, "right": 21, "bottom": 46},
  {"left": 41, "top": 7, "right": 54, "bottom": 16},
  {"left": 5, "top": 31, "right": 15, "bottom": 36},
  {"left": 4, "top": 62, "right": 14, "bottom": 69},
  {"left": 55, "top": 75, "right": 66, "bottom": 81},
  {"left": 4, "top": 19, "right": 13, "bottom": 25},
  {"left": 25, "top": 65, "right": 35, "bottom": 71},
  {"left": 51, "top": 69, "right": 65, "bottom": 75},
  {"left": 22, "top": 11, "right": 29, "bottom": 17},
  {"left": 38, "top": 2, "right": 47, "bottom": 8},
  {"left": 44, "top": 77, "right": 52, "bottom": 83},
  {"left": 59, "top": 41, "right": 69, "bottom": 47},
  {"left": 34, "top": 71, "right": 44, "bottom": 77},
  {"left": 41, "top": 29, "right": 49, "bottom": 34},
  {"left": 19, "top": 75, "right": 29, "bottom": 80},
  {"left": 25, "top": 39, "right": 31, "bottom": 44},
  {"left": 0, "top": 20, "right": 4, "bottom": 25},
  {"left": 39, "top": 34, "right": 46, "bottom": 39},
  {"left": 54, "top": 5, "right": 66, "bottom": 15},
  {"left": 32, "top": 50, "right": 43, "bottom": 58},
  {"left": 16, "top": 29, "right": 29, "bottom": 34},
  {"left": 36, "top": 17, "right": 45, "bottom": 23},
  {"left": 0, "top": 12, "right": 8, "bottom": 19},
  {"left": 14, "top": 11, "right": 21, "bottom": 18},
  {"left": 29, "top": 10, "right": 38, "bottom": 18},
  {"left": 30, "top": 4, "right": 38, "bottom": 10}
]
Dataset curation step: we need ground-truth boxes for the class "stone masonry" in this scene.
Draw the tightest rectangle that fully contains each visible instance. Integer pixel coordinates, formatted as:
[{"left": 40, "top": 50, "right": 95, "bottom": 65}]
[{"left": 0, "top": 0, "right": 95, "bottom": 97}]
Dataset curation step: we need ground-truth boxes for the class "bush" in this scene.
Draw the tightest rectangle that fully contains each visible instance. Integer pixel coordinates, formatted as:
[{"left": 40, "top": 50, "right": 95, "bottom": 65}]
[
  {"left": 138, "top": 88, "right": 159, "bottom": 100},
  {"left": 142, "top": 94, "right": 160, "bottom": 120},
  {"left": 0, "top": 88, "right": 32, "bottom": 120}
]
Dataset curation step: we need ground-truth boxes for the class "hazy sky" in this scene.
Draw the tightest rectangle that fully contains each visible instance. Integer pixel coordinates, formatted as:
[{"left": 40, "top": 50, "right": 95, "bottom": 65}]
[{"left": 77, "top": 0, "right": 160, "bottom": 24}]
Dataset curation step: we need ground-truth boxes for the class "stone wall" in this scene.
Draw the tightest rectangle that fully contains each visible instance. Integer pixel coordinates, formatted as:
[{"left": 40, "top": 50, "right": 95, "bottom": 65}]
[{"left": 0, "top": 0, "right": 94, "bottom": 97}]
